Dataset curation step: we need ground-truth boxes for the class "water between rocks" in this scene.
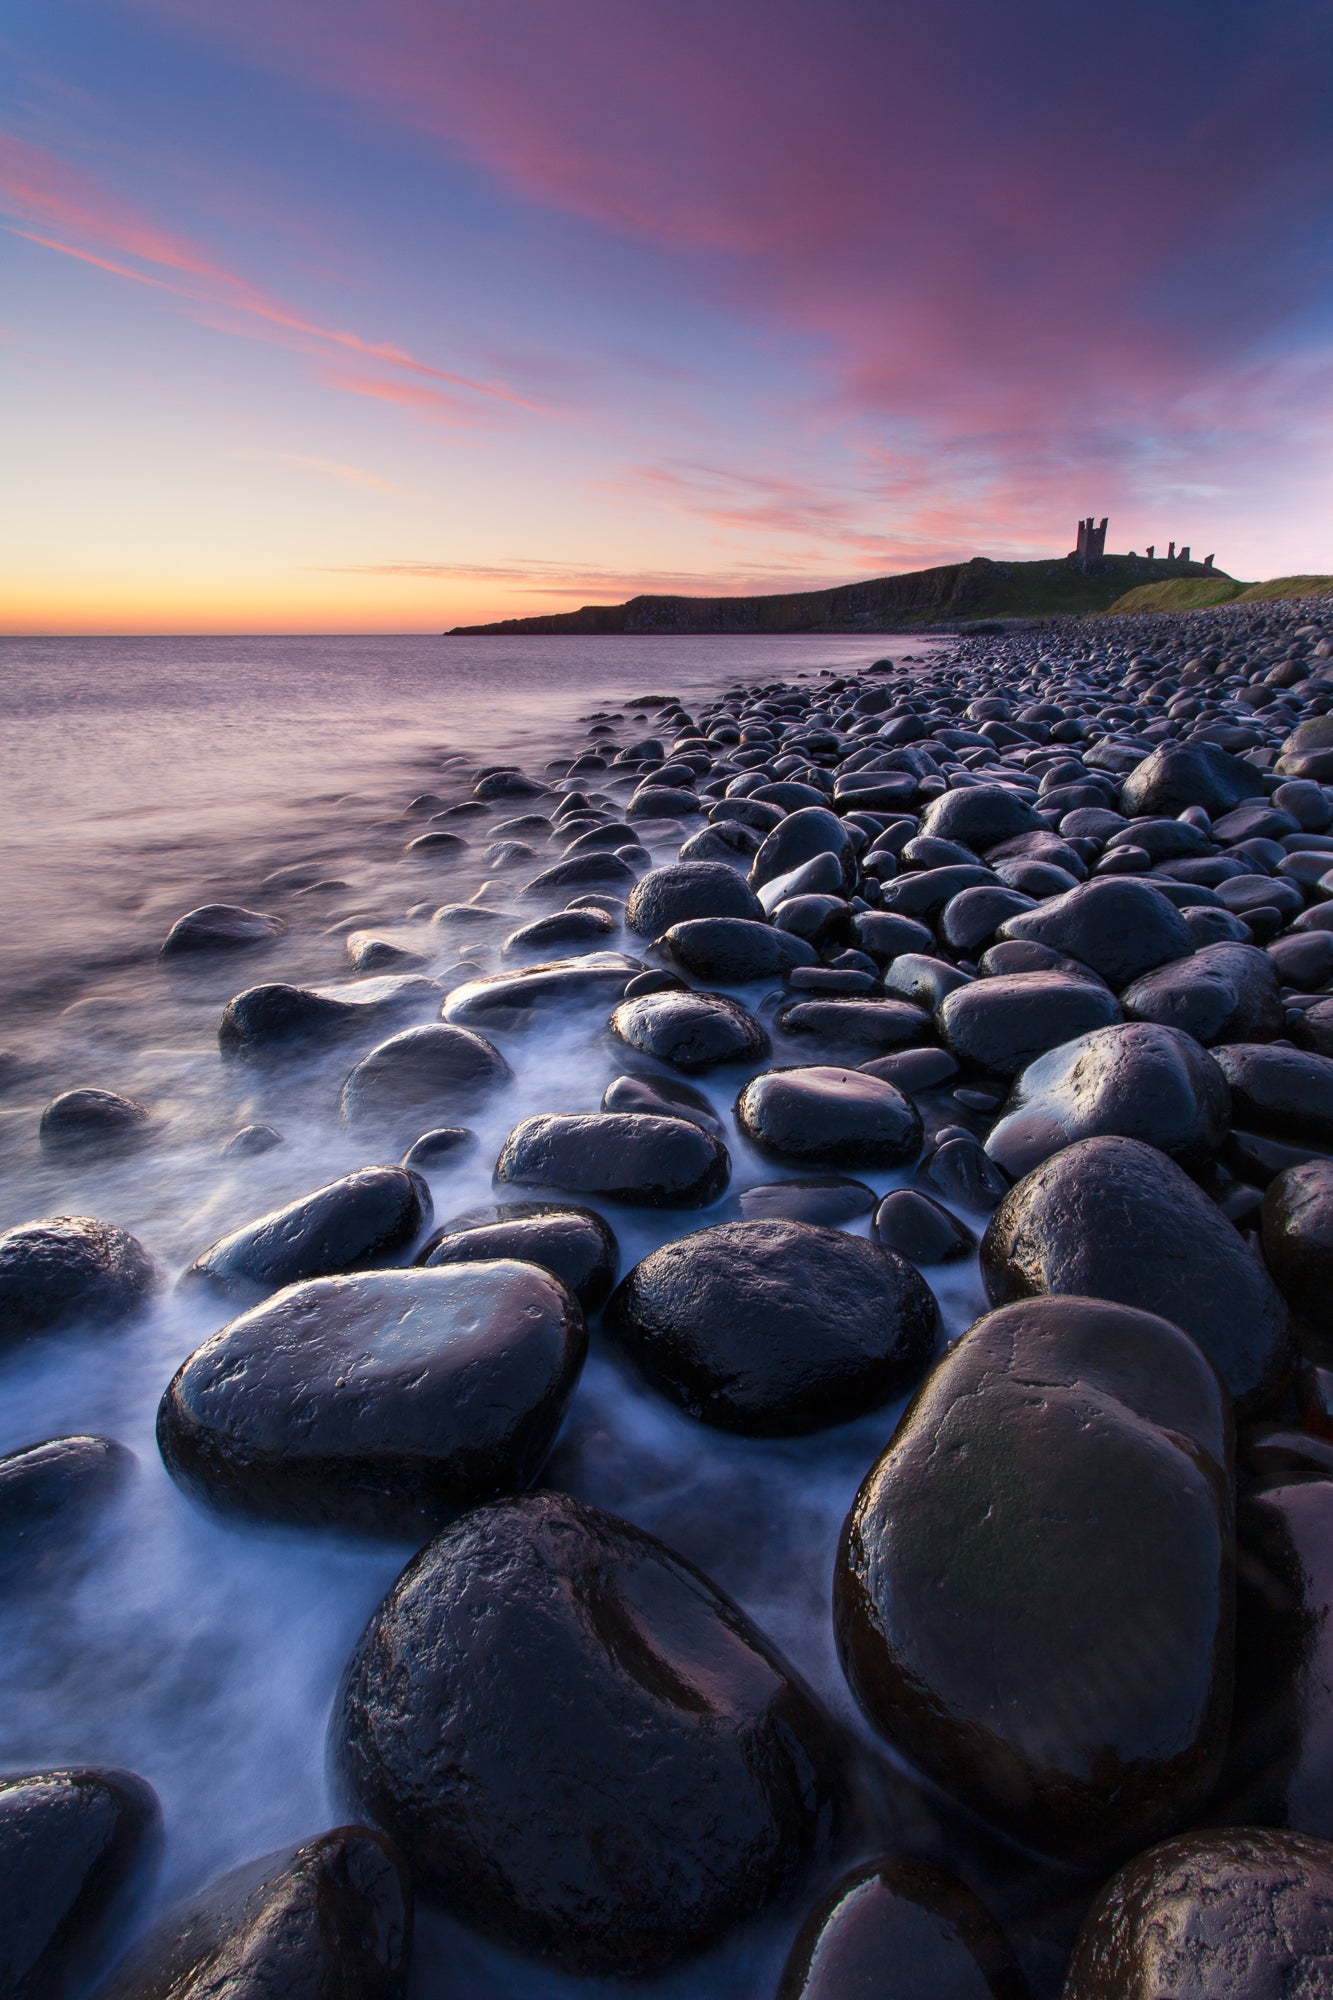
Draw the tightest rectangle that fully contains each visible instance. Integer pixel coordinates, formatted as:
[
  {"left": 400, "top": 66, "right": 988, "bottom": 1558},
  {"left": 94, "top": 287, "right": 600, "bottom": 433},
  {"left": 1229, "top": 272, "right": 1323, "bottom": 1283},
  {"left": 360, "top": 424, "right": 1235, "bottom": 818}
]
[{"left": 0, "top": 631, "right": 990, "bottom": 1999}]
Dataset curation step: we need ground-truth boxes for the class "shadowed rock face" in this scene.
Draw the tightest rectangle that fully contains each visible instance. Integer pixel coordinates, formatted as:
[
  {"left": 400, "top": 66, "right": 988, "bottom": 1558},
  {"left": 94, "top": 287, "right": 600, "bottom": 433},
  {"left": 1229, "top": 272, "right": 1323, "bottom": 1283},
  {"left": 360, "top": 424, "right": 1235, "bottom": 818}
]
[
  {"left": 183, "top": 1167, "right": 432, "bottom": 1299},
  {"left": 334, "top": 1492, "right": 841, "bottom": 1976},
  {"left": 777, "top": 1856, "right": 1030, "bottom": 2000},
  {"left": 835, "top": 1295, "right": 1234, "bottom": 1870},
  {"left": 1062, "top": 1828, "right": 1333, "bottom": 2000},
  {"left": 1262, "top": 1158, "right": 1333, "bottom": 1328}
]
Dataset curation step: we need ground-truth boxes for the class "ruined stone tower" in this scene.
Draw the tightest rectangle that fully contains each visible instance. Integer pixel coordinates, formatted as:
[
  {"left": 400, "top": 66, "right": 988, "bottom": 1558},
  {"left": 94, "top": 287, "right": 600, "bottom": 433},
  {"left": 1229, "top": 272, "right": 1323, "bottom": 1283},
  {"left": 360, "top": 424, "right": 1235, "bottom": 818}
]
[{"left": 1073, "top": 516, "right": 1108, "bottom": 573}]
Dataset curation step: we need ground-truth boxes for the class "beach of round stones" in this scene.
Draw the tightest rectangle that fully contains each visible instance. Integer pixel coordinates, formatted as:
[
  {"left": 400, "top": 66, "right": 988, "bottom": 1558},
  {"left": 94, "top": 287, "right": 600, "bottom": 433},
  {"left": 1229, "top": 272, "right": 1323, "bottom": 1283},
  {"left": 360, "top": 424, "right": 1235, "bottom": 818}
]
[{"left": 9, "top": 599, "right": 1333, "bottom": 1994}]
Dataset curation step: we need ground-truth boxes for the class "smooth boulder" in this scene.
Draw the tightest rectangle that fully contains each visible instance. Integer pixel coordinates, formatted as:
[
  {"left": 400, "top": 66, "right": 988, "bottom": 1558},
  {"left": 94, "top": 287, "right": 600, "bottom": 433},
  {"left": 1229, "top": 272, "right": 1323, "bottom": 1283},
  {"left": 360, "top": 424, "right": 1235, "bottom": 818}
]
[
  {"left": 339, "top": 1024, "right": 511, "bottom": 1132},
  {"left": 158, "top": 1264, "right": 585, "bottom": 1533},
  {"left": 417, "top": 1200, "right": 617, "bottom": 1311},
  {"left": 1120, "top": 740, "right": 1265, "bottom": 817},
  {"left": 0, "top": 1217, "right": 155, "bottom": 1345},
  {"left": 609, "top": 989, "right": 769, "bottom": 1071},
  {"left": 1121, "top": 942, "right": 1284, "bottom": 1045},
  {"left": 778, "top": 1856, "right": 1029, "bottom": 2000},
  {"left": 660, "top": 917, "right": 817, "bottom": 982},
  {"left": 625, "top": 862, "right": 762, "bottom": 936},
  {"left": 997, "top": 879, "right": 1191, "bottom": 987},
  {"left": 0, "top": 1435, "right": 134, "bottom": 1573},
  {"left": 736, "top": 1065, "right": 922, "bottom": 1168},
  {"left": 159, "top": 904, "right": 284, "bottom": 957},
  {"left": 496, "top": 1112, "right": 730, "bottom": 1207},
  {"left": 334, "top": 1492, "right": 839, "bottom": 1974},
  {"left": 184, "top": 1167, "right": 431, "bottom": 1298},
  {"left": 938, "top": 972, "right": 1121, "bottom": 1076},
  {"left": 1261, "top": 1159, "right": 1333, "bottom": 1327},
  {"left": 1213, "top": 1042, "right": 1333, "bottom": 1148},
  {"left": 441, "top": 954, "right": 642, "bottom": 1030}
]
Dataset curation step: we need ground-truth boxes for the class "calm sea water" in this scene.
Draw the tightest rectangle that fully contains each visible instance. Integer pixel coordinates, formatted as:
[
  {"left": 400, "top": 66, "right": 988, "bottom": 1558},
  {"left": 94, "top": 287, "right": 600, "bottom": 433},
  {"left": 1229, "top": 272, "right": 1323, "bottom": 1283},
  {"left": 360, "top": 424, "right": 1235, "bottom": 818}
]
[{"left": 0, "top": 632, "right": 1001, "bottom": 1999}]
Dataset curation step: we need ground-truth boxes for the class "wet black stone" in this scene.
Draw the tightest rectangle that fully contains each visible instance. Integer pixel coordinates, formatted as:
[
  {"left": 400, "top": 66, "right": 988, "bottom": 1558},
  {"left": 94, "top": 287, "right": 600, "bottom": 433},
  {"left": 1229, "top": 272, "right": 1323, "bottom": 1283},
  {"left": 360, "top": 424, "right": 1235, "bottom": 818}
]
[
  {"left": 418, "top": 1200, "right": 617, "bottom": 1312},
  {"left": 476, "top": 769, "right": 545, "bottom": 799},
  {"left": 521, "top": 852, "right": 637, "bottom": 899},
  {"left": 441, "top": 953, "right": 643, "bottom": 1029},
  {"left": 1239, "top": 1424, "right": 1333, "bottom": 1482},
  {"left": 853, "top": 911, "right": 936, "bottom": 963},
  {"left": 996, "top": 878, "right": 1191, "bottom": 986},
  {"left": 981, "top": 1134, "right": 1293, "bottom": 1413},
  {"left": 609, "top": 989, "right": 769, "bottom": 1070},
  {"left": 836, "top": 1294, "right": 1233, "bottom": 1868},
  {"left": 39, "top": 1089, "right": 151, "bottom": 1157},
  {"left": 1214, "top": 1042, "right": 1333, "bottom": 1148},
  {"left": 1278, "top": 716, "right": 1333, "bottom": 783},
  {"left": 222, "top": 1122, "right": 283, "bottom": 1158},
  {"left": 399, "top": 1127, "right": 474, "bottom": 1170},
  {"left": 939, "top": 885, "right": 1038, "bottom": 954},
  {"left": 333, "top": 1492, "right": 840, "bottom": 1974},
  {"left": 405, "top": 829, "right": 469, "bottom": 855},
  {"left": 496, "top": 1112, "right": 730, "bottom": 1208},
  {"left": 502, "top": 908, "right": 617, "bottom": 954},
  {"left": 1294, "top": 997, "right": 1333, "bottom": 1058},
  {"left": 736, "top": 1065, "right": 922, "bottom": 1168},
  {"left": 919, "top": 1135, "right": 1010, "bottom": 1212},
  {"left": 626, "top": 784, "right": 704, "bottom": 819},
  {"left": 0, "top": 1767, "right": 161, "bottom": 2000},
  {"left": 159, "top": 1263, "right": 584, "bottom": 1533},
  {"left": 860, "top": 1045, "right": 961, "bottom": 1091},
  {"left": 882, "top": 954, "right": 973, "bottom": 1010},
  {"left": 770, "top": 892, "right": 855, "bottom": 951},
  {"left": 880, "top": 865, "right": 998, "bottom": 923},
  {"left": 339, "top": 1024, "right": 511, "bottom": 1134},
  {"left": 0, "top": 1216, "right": 155, "bottom": 1344},
  {"left": 97, "top": 1825, "right": 410, "bottom": 2000},
  {"left": 1224, "top": 1127, "right": 1333, "bottom": 1189},
  {"left": 938, "top": 971, "right": 1122, "bottom": 1075},
  {"left": 1261, "top": 1160, "right": 1333, "bottom": 1327},
  {"left": 750, "top": 807, "right": 855, "bottom": 893},
  {"left": 873, "top": 1188, "right": 976, "bottom": 1264},
  {"left": 1268, "top": 929, "right": 1333, "bottom": 989},
  {"left": 986, "top": 1021, "right": 1231, "bottom": 1179},
  {"left": 737, "top": 1177, "right": 876, "bottom": 1225},
  {"left": 159, "top": 903, "right": 285, "bottom": 957},
  {"left": 918, "top": 785, "right": 1039, "bottom": 849},
  {"left": 778, "top": 997, "right": 928, "bottom": 1051},
  {"left": 777, "top": 1856, "right": 1030, "bottom": 2000},
  {"left": 606, "top": 1218, "right": 936, "bottom": 1434},
  {"left": 1062, "top": 1828, "right": 1333, "bottom": 2000},
  {"left": 218, "top": 979, "right": 432, "bottom": 1057},
  {"left": 601, "top": 1071, "right": 723, "bottom": 1134},
  {"left": 678, "top": 821, "right": 763, "bottom": 867},
  {"left": 0, "top": 1434, "right": 134, "bottom": 1580},
  {"left": 1120, "top": 741, "right": 1266, "bottom": 817},
  {"left": 1120, "top": 941, "right": 1284, "bottom": 1044},
  {"left": 625, "top": 862, "right": 763, "bottom": 937},
  {"left": 184, "top": 1167, "right": 431, "bottom": 1298},
  {"left": 660, "top": 917, "right": 816, "bottom": 982}
]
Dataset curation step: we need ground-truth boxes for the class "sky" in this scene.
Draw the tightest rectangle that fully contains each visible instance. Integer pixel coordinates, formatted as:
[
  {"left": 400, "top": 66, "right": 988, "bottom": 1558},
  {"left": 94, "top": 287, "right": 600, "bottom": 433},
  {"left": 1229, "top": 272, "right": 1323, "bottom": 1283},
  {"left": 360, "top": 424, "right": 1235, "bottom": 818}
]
[{"left": 2, "top": 0, "right": 1332, "bottom": 634}]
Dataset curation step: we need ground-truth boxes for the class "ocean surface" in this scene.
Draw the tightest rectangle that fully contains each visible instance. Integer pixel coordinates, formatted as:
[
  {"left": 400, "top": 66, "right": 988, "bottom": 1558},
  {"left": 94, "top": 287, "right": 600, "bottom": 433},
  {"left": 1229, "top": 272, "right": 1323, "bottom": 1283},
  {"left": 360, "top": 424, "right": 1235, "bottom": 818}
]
[{"left": 0, "top": 631, "right": 995, "bottom": 1999}]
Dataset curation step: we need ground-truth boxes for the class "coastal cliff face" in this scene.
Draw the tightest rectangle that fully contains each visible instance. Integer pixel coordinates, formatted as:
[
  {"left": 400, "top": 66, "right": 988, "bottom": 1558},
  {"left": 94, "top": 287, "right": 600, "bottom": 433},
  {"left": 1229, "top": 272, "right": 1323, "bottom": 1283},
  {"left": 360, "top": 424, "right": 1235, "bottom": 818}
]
[{"left": 449, "top": 554, "right": 1226, "bottom": 636}]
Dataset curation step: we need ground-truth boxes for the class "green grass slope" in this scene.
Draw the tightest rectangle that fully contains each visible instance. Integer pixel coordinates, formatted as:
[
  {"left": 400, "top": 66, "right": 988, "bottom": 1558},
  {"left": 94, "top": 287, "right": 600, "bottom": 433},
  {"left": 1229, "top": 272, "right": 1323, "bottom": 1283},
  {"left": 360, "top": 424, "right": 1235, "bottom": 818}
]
[{"left": 1107, "top": 573, "right": 1333, "bottom": 614}]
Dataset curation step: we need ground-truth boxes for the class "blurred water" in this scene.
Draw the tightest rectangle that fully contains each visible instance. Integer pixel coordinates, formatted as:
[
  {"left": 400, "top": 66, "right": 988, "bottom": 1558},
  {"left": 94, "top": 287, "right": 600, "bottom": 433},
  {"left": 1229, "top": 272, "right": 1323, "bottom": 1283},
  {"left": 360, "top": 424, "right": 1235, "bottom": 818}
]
[{"left": 0, "top": 631, "right": 1023, "bottom": 1999}]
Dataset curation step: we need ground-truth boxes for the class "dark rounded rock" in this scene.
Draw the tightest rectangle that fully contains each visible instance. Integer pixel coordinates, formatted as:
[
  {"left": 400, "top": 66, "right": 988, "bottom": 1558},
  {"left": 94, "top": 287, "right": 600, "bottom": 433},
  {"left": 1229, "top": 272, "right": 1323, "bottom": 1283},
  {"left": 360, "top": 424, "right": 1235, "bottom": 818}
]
[
  {"left": 737, "top": 1177, "right": 875, "bottom": 1226},
  {"left": 1294, "top": 997, "right": 1333, "bottom": 1058},
  {"left": 0, "top": 1216, "right": 155, "bottom": 1344},
  {"left": 918, "top": 784, "right": 1039, "bottom": 849},
  {"left": 475, "top": 768, "right": 544, "bottom": 799},
  {"left": 919, "top": 1134, "right": 1011, "bottom": 1212},
  {"left": 737, "top": 1065, "right": 922, "bottom": 1168},
  {"left": 873, "top": 1188, "right": 976, "bottom": 1264},
  {"left": 159, "top": 903, "right": 285, "bottom": 957},
  {"left": 879, "top": 865, "right": 998, "bottom": 923},
  {"left": 605, "top": 1218, "right": 936, "bottom": 1434},
  {"left": 1062, "top": 1828, "right": 1333, "bottom": 1999},
  {"left": 333, "top": 1492, "right": 839, "bottom": 1974},
  {"left": 986, "top": 1022, "right": 1231, "bottom": 1179},
  {"left": 853, "top": 910, "right": 936, "bottom": 963},
  {"left": 339, "top": 1024, "right": 511, "bottom": 1134},
  {"left": 626, "top": 783, "right": 704, "bottom": 819},
  {"left": 159, "top": 1263, "right": 584, "bottom": 1533},
  {"left": 1121, "top": 941, "right": 1284, "bottom": 1044},
  {"left": 0, "top": 1766, "right": 161, "bottom": 2000},
  {"left": 221, "top": 1122, "right": 282, "bottom": 1158},
  {"left": 184, "top": 1167, "right": 431, "bottom": 1298},
  {"left": 400, "top": 1126, "right": 474, "bottom": 1169},
  {"left": 601, "top": 1070, "right": 723, "bottom": 1134},
  {"left": 997, "top": 878, "right": 1191, "bottom": 986},
  {"left": 1278, "top": 715, "right": 1333, "bottom": 783},
  {"left": 1213, "top": 1042, "right": 1333, "bottom": 1148},
  {"left": 939, "top": 885, "right": 1037, "bottom": 954},
  {"left": 218, "top": 979, "right": 434, "bottom": 1057},
  {"left": 660, "top": 917, "right": 817, "bottom": 982},
  {"left": 97, "top": 1825, "right": 410, "bottom": 2000},
  {"left": 750, "top": 807, "right": 855, "bottom": 894},
  {"left": 441, "top": 952, "right": 643, "bottom": 1029},
  {"left": 501, "top": 908, "right": 616, "bottom": 954},
  {"left": 836, "top": 1294, "right": 1233, "bottom": 1868},
  {"left": 496, "top": 1112, "right": 730, "bottom": 1208},
  {"left": 1261, "top": 1159, "right": 1333, "bottom": 1327},
  {"left": 777, "top": 1855, "right": 1030, "bottom": 2000},
  {"left": 625, "top": 862, "right": 762, "bottom": 937},
  {"left": 770, "top": 892, "right": 854, "bottom": 951},
  {"left": 346, "top": 932, "right": 429, "bottom": 975},
  {"left": 677, "top": 820, "right": 762, "bottom": 868},
  {"left": 0, "top": 1435, "right": 134, "bottom": 1573},
  {"left": 1120, "top": 740, "right": 1266, "bottom": 817},
  {"left": 39, "top": 1089, "right": 151, "bottom": 1157},
  {"left": 520, "top": 852, "right": 637, "bottom": 899},
  {"left": 881, "top": 953, "right": 973, "bottom": 1010},
  {"left": 1268, "top": 928, "right": 1333, "bottom": 989},
  {"left": 609, "top": 989, "right": 769, "bottom": 1071},
  {"left": 938, "top": 971, "right": 1122, "bottom": 1075},
  {"left": 777, "top": 997, "right": 928, "bottom": 1051},
  {"left": 861, "top": 1045, "right": 961, "bottom": 1091},
  {"left": 980, "top": 1134, "right": 1293, "bottom": 1413},
  {"left": 405, "top": 828, "right": 469, "bottom": 855},
  {"left": 418, "top": 1200, "right": 617, "bottom": 1311}
]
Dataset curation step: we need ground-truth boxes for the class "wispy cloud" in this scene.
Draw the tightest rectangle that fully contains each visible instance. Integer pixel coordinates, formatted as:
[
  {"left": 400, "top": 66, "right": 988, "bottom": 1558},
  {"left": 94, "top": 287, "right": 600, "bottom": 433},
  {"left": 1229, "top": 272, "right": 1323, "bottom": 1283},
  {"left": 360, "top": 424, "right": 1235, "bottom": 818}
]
[
  {"left": 226, "top": 448, "right": 410, "bottom": 494},
  {"left": 314, "top": 555, "right": 843, "bottom": 597}
]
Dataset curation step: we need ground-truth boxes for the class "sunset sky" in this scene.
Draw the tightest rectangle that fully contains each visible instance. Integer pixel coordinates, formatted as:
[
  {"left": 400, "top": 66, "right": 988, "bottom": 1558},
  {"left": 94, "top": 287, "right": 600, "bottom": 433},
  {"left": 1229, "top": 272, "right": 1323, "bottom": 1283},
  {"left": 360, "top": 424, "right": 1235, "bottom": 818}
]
[{"left": 3, "top": 0, "right": 1332, "bottom": 633}]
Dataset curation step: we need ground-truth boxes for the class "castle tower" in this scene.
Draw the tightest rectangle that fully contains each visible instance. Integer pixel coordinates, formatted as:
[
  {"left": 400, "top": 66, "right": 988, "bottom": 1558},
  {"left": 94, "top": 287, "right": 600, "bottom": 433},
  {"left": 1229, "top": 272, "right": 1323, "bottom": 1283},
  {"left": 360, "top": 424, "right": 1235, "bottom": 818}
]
[{"left": 1074, "top": 515, "right": 1108, "bottom": 573}]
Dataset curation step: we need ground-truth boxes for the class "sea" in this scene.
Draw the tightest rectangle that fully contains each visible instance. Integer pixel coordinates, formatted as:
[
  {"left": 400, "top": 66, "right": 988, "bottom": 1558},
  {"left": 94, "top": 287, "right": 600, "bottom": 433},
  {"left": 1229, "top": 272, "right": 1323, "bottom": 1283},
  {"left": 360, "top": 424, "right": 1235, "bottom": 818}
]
[{"left": 0, "top": 632, "right": 1002, "bottom": 1999}]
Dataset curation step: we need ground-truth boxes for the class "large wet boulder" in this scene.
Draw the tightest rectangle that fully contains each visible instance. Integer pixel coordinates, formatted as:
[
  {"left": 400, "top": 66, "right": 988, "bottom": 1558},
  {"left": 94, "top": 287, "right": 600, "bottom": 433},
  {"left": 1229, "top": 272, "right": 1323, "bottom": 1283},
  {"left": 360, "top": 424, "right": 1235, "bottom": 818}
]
[
  {"left": 39, "top": 1089, "right": 151, "bottom": 1157},
  {"left": 1213, "top": 1042, "right": 1333, "bottom": 1148},
  {"left": 836, "top": 1295, "right": 1233, "bottom": 1868},
  {"left": 0, "top": 1767, "right": 160, "bottom": 2000},
  {"left": 1120, "top": 740, "right": 1266, "bottom": 817},
  {"left": 602, "top": 1070, "right": 723, "bottom": 1134},
  {"left": 1261, "top": 1159, "right": 1333, "bottom": 1327},
  {"left": 1120, "top": 941, "right": 1285, "bottom": 1044},
  {"left": 218, "top": 978, "right": 435, "bottom": 1057},
  {"left": 339, "top": 1024, "right": 511, "bottom": 1134},
  {"left": 986, "top": 1022, "right": 1231, "bottom": 1179},
  {"left": 520, "top": 852, "right": 637, "bottom": 899},
  {"left": 605, "top": 1218, "right": 937, "bottom": 1434},
  {"left": 96, "top": 1825, "right": 409, "bottom": 2000},
  {"left": 996, "top": 879, "right": 1191, "bottom": 987},
  {"left": 496, "top": 1112, "right": 730, "bottom": 1208},
  {"left": 938, "top": 971, "right": 1121, "bottom": 1076},
  {"left": 1277, "top": 715, "right": 1333, "bottom": 783},
  {"left": 418, "top": 1201, "right": 617, "bottom": 1312},
  {"left": 625, "top": 862, "right": 762, "bottom": 936},
  {"left": 736, "top": 1065, "right": 922, "bottom": 1168},
  {"left": 333, "top": 1492, "right": 839, "bottom": 1975},
  {"left": 873, "top": 1188, "right": 977, "bottom": 1265},
  {"left": 981, "top": 1135, "right": 1293, "bottom": 1413},
  {"left": 1062, "top": 1828, "right": 1333, "bottom": 1999},
  {"left": 918, "top": 784, "right": 1039, "bottom": 849},
  {"left": 750, "top": 807, "right": 855, "bottom": 893},
  {"left": 777, "top": 1855, "right": 1030, "bottom": 2000},
  {"left": 184, "top": 1167, "right": 431, "bottom": 1299},
  {"left": 0, "top": 1217, "right": 155, "bottom": 1345},
  {"left": 159, "top": 904, "right": 285, "bottom": 957},
  {"left": 0, "top": 1435, "right": 134, "bottom": 1575},
  {"left": 609, "top": 989, "right": 769, "bottom": 1071},
  {"left": 659, "top": 917, "right": 817, "bottom": 982},
  {"left": 441, "top": 953, "right": 642, "bottom": 1030},
  {"left": 158, "top": 1264, "right": 584, "bottom": 1534}
]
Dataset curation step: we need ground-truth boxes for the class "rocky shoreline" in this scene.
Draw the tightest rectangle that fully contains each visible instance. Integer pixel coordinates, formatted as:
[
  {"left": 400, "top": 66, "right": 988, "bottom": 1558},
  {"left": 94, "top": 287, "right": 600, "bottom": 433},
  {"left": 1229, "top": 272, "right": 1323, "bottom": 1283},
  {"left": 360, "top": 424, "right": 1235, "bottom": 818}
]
[{"left": 6, "top": 595, "right": 1333, "bottom": 1994}]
